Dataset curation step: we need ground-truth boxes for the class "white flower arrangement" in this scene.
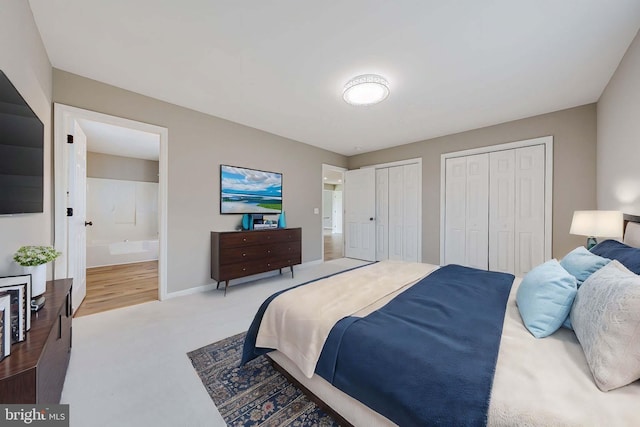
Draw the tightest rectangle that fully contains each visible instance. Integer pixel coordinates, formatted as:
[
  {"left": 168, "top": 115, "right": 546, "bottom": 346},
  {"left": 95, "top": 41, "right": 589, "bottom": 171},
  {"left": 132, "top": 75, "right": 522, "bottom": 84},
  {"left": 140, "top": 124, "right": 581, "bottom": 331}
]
[{"left": 13, "top": 246, "right": 61, "bottom": 267}]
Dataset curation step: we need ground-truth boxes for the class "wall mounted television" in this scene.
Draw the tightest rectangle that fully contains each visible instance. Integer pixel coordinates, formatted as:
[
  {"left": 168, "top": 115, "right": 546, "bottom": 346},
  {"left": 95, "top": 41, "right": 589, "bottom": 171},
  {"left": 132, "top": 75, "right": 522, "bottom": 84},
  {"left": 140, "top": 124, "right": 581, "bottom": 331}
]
[
  {"left": 0, "top": 70, "right": 44, "bottom": 214},
  {"left": 220, "top": 165, "right": 282, "bottom": 214}
]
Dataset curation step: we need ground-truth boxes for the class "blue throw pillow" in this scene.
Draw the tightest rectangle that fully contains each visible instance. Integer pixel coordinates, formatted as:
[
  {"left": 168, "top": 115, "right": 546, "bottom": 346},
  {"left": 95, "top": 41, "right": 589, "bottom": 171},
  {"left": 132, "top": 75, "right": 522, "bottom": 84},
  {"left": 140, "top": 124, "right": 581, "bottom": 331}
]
[
  {"left": 590, "top": 240, "right": 640, "bottom": 275},
  {"left": 560, "top": 246, "right": 610, "bottom": 286},
  {"left": 516, "top": 259, "right": 578, "bottom": 338}
]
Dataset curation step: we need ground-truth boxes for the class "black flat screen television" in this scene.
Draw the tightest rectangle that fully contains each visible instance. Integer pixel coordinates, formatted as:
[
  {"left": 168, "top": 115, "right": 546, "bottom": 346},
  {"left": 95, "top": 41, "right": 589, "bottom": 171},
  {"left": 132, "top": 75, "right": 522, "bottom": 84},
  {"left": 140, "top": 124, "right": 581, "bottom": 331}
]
[
  {"left": 0, "top": 70, "right": 44, "bottom": 214},
  {"left": 220, "top": 165, "right": 282, "bottom": 214}
]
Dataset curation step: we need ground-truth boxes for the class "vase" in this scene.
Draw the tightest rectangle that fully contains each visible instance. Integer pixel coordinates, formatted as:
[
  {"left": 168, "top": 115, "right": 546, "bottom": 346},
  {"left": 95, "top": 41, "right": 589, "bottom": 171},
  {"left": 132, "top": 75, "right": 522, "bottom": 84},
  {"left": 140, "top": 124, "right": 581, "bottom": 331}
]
[
  {"left": 241, "top": 214, "right": 252, "bottom": 230},
  {"left": 24, "top": 264, "right": 46, "bottom": 298},
  {"left": 278, "top": 211, "right": 287, "bottom": 228}
]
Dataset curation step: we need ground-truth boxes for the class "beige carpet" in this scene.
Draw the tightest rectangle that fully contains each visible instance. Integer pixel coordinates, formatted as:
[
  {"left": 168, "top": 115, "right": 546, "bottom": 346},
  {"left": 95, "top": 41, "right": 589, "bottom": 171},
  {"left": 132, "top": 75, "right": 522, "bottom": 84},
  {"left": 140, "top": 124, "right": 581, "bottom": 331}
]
[{"left": 62, "top": 258, "right": 366, "bottom": 427}]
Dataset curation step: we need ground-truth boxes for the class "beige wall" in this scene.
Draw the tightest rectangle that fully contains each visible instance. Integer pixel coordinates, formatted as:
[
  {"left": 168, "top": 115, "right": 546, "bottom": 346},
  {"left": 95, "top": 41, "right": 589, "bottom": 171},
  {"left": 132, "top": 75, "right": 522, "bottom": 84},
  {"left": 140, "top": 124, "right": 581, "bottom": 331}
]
[
  {"left": 348, "top": 104, "right": 597, "bottom": 263},
  {"left": 53, "top": 70, "right": 347, "bottom": 293},
  {"left": 0, "top": 0, "right": 53, "bottom": 276},
  {"left": 597, "top": 29, "right": 640, "bottom": 215},
  {"left": 87, "top": 152, "right": 159, "bottom": 183}
]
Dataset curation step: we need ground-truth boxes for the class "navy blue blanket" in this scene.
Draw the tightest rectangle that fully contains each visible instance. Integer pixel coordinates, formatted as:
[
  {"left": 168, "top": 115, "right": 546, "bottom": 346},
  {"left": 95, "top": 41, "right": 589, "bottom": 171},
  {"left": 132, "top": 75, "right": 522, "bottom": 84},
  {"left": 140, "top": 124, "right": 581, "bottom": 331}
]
[
  {"left": 242, "top": 264, "right": 514, "bottom": 427},
  {"left": 316, "top": 265, "right": 514, "bottom": 427}
]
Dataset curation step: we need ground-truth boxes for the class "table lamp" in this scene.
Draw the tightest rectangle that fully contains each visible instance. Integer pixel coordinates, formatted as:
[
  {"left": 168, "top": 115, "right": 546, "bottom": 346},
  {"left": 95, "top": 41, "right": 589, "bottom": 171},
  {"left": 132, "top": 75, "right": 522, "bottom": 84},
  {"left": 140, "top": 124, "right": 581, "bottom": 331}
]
[{"left": 569, "top": 210, "right": 623, "bottom": 249}]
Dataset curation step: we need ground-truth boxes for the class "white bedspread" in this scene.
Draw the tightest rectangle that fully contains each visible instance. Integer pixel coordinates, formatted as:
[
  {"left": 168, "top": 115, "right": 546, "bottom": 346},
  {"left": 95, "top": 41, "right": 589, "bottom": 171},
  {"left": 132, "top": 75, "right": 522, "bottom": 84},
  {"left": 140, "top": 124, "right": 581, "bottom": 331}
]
[
  {"left": 263, "top": 264, "right": 640, "bottom": 427},
  {"left": 255, "top": 260, "right": 437, "bottom": 377},
  {"left": 488, "top": 278, "right": 640, "bottom": 427}
]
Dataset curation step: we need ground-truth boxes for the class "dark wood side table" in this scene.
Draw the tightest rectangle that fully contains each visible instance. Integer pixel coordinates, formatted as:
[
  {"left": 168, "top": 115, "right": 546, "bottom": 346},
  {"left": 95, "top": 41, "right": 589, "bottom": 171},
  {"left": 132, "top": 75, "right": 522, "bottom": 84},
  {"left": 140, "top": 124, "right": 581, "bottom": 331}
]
[{"left": 0, "top": 278, "right": 73, "bottom": 403}]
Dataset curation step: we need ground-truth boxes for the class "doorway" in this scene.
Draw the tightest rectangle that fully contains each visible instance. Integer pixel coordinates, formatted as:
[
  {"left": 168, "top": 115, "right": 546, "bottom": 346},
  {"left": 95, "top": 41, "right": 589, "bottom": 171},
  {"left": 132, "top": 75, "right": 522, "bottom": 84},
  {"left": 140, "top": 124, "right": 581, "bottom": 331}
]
[
  {"left": 322, "top": 165, "right": 345, "bottom": 261},
  {"left": 53, "top": 104, "right": 168, "bottom": 315}
]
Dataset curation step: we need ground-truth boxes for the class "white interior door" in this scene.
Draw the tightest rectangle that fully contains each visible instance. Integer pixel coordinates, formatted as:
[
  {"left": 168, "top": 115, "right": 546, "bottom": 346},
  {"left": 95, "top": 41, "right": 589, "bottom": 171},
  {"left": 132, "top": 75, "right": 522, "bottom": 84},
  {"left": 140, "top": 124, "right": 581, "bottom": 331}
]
[
  {"left": 376, "top": 168, "right": 389, "bottom": 261},
  {"left": 444, "top": 157, "right": 467, "bottom": 266},
  {"left": 345, "top": 168, "right": 376, "bottom": 261},
  {"left": 489, "top": 150, "right": 515, "bottom": 273},
  {"left": 332, "top": 191, "right": 343, "bottom": 234},
  {"left": 514, "top": 145, "right": 545, "bottom": 276},
  {"left": 402, "top": 163, "right": 420, "bottom": 262},
  {"left": 67, "top": 120, "right": 87, "bottom": 310},
  {"left": 465, "top": 154, "right": 489, "bottom": 269},
  {"left": 388, "top": 166, "right": 404, "bottom": 261},
  {"left": 323, "top": 190, "right": 333, "bottom": 229}
]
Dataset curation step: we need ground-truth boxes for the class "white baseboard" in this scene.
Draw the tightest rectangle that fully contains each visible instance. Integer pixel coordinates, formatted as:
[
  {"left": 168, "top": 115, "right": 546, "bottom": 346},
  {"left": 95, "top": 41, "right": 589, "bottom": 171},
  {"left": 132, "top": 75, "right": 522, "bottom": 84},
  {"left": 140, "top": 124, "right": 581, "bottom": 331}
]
[{"left": 164, "top": 259, "right": 322, "bottom": 299}]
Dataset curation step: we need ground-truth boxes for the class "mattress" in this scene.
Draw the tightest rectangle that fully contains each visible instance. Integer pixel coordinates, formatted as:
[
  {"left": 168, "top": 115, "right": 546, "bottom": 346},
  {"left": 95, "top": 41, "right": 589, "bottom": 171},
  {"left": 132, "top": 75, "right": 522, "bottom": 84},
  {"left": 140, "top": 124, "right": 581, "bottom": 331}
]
[{"left": 266, "top": 270, "right": 640, "bottom": 427}]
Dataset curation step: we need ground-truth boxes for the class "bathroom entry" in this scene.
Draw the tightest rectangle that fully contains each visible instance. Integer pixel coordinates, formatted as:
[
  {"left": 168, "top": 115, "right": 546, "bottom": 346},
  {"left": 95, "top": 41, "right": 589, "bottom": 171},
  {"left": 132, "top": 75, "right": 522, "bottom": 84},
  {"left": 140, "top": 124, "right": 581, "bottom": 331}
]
[{"left": 76, "top": 120, "right": 161, "bottom": 316}]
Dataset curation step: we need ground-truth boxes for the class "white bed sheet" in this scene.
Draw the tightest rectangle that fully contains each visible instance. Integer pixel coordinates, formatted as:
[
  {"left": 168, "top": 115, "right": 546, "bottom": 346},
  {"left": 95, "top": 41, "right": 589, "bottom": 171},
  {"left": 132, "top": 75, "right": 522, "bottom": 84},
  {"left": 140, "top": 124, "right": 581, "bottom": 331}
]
[{"left": 268, "top": 270, "right": 640, "bottom": 427}]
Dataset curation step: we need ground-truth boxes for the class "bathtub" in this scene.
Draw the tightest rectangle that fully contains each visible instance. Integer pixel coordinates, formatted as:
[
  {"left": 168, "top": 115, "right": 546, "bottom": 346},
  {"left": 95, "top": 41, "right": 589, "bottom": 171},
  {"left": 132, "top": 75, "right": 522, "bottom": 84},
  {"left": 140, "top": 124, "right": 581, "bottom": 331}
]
[{"left": 86, "top": 239, "right": 159, "bottom": 268}]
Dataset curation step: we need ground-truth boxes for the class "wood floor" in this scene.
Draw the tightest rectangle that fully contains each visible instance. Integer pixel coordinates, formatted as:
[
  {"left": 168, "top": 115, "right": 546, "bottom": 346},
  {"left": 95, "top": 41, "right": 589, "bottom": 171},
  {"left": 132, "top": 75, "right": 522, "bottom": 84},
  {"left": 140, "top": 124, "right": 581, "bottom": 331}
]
[
  {"left": 74, "top": 261, "right": 158, "bottom": 317},
  {"left": 324, "top": 232, "right": 344, "bottom": 261}
]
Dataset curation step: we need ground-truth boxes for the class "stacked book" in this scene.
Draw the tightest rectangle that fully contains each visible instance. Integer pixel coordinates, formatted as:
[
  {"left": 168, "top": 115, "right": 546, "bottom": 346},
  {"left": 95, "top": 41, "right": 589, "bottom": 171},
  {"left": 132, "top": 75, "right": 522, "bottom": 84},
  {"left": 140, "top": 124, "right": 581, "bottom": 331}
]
[{"left": 0, "top": 275, "right": 33, "bottom": 361}]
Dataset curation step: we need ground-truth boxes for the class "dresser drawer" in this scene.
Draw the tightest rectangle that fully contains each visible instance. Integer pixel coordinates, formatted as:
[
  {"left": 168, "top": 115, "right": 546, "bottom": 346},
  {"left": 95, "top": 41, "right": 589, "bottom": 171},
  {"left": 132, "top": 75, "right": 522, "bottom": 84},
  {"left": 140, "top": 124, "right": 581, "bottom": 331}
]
[
  {"left": 219, "top": 263, "right": 266, "bottom": 280},
  {"left": 219, "top": 228, "right": 301, "bottom": 248}
]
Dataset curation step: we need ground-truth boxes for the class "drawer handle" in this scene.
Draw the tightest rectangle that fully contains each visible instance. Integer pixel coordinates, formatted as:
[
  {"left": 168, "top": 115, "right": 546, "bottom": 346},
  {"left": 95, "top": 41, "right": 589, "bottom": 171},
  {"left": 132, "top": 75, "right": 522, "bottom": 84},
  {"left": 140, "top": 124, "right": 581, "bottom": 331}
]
[
  {"left": 242, "top": 253, "right": 246, "bottom": 257},
  {"left": 58, "top": 315, "right": 62, "bottom": 339},
  {"left": 243, "top": 238, "right": 247, "bottom": 242},
  {"left": 267, "top": 263, "right": 271, "bottom": 267},
  {"left": 267, "top": 250, "right": 271, "bottom": 254},
  {"left": 242, "top": 268, "right": 246, "bottom": 271}
]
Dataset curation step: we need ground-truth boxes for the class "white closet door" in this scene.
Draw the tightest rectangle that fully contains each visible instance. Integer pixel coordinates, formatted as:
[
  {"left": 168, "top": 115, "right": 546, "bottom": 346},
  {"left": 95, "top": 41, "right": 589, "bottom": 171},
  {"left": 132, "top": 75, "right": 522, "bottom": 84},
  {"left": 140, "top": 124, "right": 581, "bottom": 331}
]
[
  {"left": 444, "top": 157, "right": 467, "bottom": 266},
  {"left": 375, "top": 168, "right": 389, "bottom": 261},
  {"left": 388, "top": 166, "right": 404, "bottom": 261},
  {"left": 465, "top": 154, "right": 489, "bottom": 269},
  {"left": 403, "top": 163, "right": 420, "bottom": 262},
  {"left": 489, "top": 150, "right": 515, "bottom": 273},
  {"left": 514, "top": 145, "right": 545, "bottom": 276}
]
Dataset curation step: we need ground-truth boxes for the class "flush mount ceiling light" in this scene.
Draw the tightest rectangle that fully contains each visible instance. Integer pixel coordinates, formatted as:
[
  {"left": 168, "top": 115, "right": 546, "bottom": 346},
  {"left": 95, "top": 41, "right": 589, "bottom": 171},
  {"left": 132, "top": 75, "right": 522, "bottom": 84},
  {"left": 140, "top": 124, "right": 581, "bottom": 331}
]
[{"left": 343, "top": 74, "right": 390, "bottom": 106}]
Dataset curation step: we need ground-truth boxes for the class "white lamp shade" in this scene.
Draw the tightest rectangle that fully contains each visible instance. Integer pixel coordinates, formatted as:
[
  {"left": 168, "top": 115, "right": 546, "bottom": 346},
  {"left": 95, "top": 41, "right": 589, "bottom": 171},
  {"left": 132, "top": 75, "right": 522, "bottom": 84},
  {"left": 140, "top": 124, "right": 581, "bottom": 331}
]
[{"left": 569, "top": 210, "right": 623, "bottom": 238}]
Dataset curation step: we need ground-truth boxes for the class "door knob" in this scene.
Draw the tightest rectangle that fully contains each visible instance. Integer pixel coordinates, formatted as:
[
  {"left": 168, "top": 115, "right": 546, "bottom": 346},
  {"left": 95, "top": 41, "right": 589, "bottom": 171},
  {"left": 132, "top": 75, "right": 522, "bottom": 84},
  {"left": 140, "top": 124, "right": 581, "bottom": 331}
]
[
  {"left": 85, "top": 221, "right": 93, "bottom": 226},
  {"left": 369, "top": 217, "right": 375, "bottom": 221}
]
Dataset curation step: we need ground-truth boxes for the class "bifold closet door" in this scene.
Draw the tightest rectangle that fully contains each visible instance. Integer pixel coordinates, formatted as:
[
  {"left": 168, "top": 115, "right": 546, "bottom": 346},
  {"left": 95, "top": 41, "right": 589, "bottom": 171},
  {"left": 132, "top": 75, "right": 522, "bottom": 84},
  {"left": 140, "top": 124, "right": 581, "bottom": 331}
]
[
  {"left": 489, "top": 150, "right": 515, "bottom": 273},
  {"left": 464, "top": 154, "right": 489, "bottom": 269},
  {"left": 376, "top": 168, "right": 389, "bottom": 261},
  {"left": 387, "top": 164, "right": 420, "bottom": 262},
  {"left": 514, "top": 145, "right": 545, "bottom": 276},
  {"left": 402, "top": 163, "right": 419, "bottom": 262},
  {"left": 444, "top": 154, "right": 489, "bottom": 268}
]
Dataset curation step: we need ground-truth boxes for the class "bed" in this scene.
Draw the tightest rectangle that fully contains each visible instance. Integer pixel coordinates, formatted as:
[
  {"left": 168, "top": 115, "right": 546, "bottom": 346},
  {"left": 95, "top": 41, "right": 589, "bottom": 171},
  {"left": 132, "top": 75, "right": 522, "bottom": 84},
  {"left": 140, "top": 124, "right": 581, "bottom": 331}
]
[{"left": 242, "top": 214, "right": 640, "bottom": 427}]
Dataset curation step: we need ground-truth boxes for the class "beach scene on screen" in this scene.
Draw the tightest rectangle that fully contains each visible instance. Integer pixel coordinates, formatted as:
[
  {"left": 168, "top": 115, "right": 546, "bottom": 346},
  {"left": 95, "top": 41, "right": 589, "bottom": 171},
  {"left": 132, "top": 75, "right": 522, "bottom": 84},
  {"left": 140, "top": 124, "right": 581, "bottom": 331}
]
[{"left": 221, "top": 165, "right": 282, "bottom": 213}]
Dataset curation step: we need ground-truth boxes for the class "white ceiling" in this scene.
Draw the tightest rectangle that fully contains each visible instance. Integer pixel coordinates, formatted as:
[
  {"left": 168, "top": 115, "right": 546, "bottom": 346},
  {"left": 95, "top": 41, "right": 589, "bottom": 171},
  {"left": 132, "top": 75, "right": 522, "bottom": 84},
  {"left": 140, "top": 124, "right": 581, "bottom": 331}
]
[
  {"left": 78, "top": 119, "right": 160, "bottom": 160},
  {"left": 30, "top": 1, "right": 640, "bottom": 156}
]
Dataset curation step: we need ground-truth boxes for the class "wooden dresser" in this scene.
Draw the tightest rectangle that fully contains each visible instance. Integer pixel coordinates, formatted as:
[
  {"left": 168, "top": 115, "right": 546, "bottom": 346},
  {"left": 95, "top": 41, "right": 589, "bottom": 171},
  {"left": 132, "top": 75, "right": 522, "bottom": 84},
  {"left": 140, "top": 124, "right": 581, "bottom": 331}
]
[
  {"left": 0, "top": 278, "right": 73, "bottom": 403},
  {"left": 211, "top": 228, "right": 302, "bottom": 294}
]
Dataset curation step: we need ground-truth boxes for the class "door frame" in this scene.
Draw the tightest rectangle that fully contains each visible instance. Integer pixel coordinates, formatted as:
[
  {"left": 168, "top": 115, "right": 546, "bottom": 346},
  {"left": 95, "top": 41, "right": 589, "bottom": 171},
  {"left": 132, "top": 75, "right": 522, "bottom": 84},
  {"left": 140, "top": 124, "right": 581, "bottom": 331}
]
[
  {"left": 53, "top": 103, "right": 169, "bottom": 301},
  {"left": 439, "top": 135, "right": 553, "bottom": 265},
  {"left": 321, "top": 164, "right": 346, "bottom": 261}
]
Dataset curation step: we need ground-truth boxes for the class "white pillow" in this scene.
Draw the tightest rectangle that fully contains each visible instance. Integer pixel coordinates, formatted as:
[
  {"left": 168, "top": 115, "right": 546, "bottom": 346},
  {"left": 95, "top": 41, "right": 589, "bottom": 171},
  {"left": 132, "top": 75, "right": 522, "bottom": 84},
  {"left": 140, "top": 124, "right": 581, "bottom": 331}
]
[
  {"left": 570, "top": 260, "right": 640, "bottom": 391},
  {"left": 623, "top": 221, "right": 640, "bottom": 248}
]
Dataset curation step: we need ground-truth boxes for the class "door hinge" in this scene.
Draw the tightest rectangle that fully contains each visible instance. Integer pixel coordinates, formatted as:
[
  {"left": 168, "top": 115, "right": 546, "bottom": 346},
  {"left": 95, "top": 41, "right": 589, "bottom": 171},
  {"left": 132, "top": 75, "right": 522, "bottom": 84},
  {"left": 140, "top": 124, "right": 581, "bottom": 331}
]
[
  {"left": 67, "top": 134, "right": 73, "bottom": 144},
  {"left": 67, "top": 208, "right": 73, "bottom": 217}
]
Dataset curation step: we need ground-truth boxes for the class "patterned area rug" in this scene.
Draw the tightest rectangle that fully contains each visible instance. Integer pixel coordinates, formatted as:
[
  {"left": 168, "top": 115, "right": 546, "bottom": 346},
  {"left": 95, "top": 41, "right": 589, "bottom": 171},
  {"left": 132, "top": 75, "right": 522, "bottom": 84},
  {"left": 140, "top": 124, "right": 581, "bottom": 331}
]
[{"left": 188, "top": 332, "right": 339, "bottom": 426}]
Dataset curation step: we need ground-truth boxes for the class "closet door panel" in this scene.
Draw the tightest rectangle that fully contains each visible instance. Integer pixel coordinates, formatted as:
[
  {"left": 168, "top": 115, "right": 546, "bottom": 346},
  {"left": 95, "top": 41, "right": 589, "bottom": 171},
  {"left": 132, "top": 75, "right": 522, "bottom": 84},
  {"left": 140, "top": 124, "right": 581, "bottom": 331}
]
[
  {"left": 514, "top": 145, "right": 545, "bottom": 276},
  {"left": 388, "top": 166, "right": 404, "bottom": 261},
  {"left": 465, "top": 154, "right": 489, "bottom": 270},
  {"left": 489, "top": 150, "right": 515, "bottom": 273},
  {"left": 403, "top": 163, "right": 420, "bottom": 262},
  {"left": 375, "top": 169, "right": 389, "bottom": 261},
  {"left": 444, "top": 157, "right": 467, "bottom": 266}
]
